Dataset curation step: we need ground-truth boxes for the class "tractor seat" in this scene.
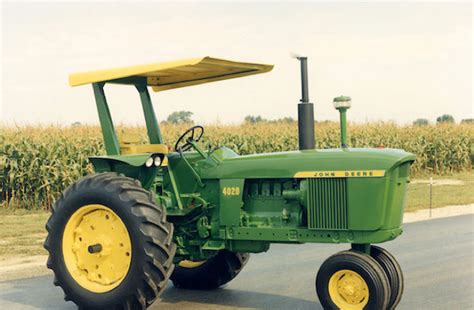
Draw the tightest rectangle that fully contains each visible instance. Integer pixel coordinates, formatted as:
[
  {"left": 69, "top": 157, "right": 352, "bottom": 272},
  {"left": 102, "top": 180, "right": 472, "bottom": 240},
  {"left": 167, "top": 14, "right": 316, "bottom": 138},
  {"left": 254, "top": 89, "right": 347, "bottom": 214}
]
[{"left": 119, "top": 132, "right": 169, "bottom": 155}]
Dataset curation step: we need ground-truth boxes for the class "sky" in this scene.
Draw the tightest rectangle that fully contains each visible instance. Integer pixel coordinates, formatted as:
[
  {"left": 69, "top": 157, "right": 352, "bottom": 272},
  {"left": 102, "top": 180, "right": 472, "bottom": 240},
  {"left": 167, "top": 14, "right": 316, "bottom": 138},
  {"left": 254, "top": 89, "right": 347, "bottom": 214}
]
[{"left": 1, "top": 1, "right": 472, "bottom": 125}]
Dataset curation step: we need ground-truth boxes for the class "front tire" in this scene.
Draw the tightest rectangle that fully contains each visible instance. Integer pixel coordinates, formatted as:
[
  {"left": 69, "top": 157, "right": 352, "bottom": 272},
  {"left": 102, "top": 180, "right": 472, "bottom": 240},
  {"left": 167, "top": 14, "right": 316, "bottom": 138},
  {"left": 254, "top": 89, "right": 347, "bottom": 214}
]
[
  {"left": 171, "top": 251, "right": 249, "bottom": 290},
  {"left": 371, "top": 246, "right": 404, "bottom": 309},
  {"left": 316, "top": 250, "right": 390, "bottom": 310},
  {"left": 44, "top": 173, "right": 176, "bottom": 309}
]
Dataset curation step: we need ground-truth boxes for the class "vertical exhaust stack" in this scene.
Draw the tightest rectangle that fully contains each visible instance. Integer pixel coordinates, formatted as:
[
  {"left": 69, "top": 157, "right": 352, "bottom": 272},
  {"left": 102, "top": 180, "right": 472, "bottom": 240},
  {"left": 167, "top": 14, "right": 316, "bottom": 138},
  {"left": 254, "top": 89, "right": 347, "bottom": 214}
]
[{"left": 296, "top": 57, "right": 315, "bottom": 150}]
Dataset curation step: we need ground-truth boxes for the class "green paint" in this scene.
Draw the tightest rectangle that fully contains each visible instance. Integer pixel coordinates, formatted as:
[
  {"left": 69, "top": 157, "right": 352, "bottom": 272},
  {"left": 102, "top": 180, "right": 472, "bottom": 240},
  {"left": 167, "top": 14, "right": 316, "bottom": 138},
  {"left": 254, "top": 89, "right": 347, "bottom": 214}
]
[
  {"left": 92, "top": 83, "right": 120, "bottom": 155},
  {"left": 89, "top": 154, "right": 159, "bottom": 189},
  {"left": 198, "top": 148, "right": 414, "bottom": 179},
  {"left": 333, "top": 95, "right": 351, "bottom": 148},
  {"left": 84, "top": 77, "right": 415, "bottom": 262},
  {"left": 339, "top": 108, "right": 348, "bottom": 147},
  {"left": 333, "top": 95, "right": 352, "bottom": 103},
  {"left": 165, "top": 164, "right": 184, "bottom": 210},
  {"left": 219, "top": 179, "right": 244, "bottom": 226},
  {"left": 178, "top": 151, "right": 204, "bottom": 187},
  {"left": 136, "top": 83, "right": 164, "bottom": 144},
  {"left": 90, "top": 154, "right": 157, "bottom": 167}
]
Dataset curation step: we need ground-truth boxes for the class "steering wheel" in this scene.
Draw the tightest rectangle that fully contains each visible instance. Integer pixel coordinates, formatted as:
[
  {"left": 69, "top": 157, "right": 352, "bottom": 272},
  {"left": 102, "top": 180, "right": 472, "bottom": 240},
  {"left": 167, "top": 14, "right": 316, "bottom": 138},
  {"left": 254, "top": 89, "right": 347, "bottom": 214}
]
[{"left": 174, "top": 125, "right": 204, "bottom": 152}]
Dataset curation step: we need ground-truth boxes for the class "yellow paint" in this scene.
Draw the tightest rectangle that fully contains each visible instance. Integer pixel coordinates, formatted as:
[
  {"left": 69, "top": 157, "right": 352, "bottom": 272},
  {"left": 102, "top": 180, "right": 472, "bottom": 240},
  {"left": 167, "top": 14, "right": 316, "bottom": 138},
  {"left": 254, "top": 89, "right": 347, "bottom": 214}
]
[
  {"left": 118, "top": 131, "right": 169, "bottom": 155},
  {"left": 69, "top": 57, "right": 273, "bottom": 92},
  {"left": 294, "top": 170, "right": 385, "bottom": 178},
  {"left": 222, "top": 187, "right": 240, "bottom": 196},
  {"left": 120, "top": 143, "right": 169, "bottom": 155},
  {"left": 62, "top": 204, "right": 132, "bottom": 293},
  {"left": 328, "top": 269, "right": 369, "bottom": 309},
  {"left": 119, "top": 132, "right": 142, "bottom": 144},
  {"left": 178, "top": 260, "right": 206, "bottom": 268}
]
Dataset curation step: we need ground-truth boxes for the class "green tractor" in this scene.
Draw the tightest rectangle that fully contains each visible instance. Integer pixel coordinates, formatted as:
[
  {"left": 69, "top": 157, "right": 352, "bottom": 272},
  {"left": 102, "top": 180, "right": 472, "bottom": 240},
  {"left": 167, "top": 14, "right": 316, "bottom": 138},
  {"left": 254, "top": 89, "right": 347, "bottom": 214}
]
[{"left": 44, "top": 56, "right": 415, "bottom": 309}]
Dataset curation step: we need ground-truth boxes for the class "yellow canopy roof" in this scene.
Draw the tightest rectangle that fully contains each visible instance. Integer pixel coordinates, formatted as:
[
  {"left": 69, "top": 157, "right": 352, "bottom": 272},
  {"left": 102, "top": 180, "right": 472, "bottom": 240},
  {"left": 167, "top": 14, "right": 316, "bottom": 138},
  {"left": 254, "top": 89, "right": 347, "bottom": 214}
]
[{"left": 69, "top": 56, "right": 273, "bottom": 92}]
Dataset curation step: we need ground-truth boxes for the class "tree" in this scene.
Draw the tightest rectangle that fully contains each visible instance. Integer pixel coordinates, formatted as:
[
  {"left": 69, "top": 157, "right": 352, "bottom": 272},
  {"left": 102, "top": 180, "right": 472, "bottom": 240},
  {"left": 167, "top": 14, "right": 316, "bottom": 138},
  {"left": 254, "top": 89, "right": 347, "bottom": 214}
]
[
  {"left": 461, "top": 118, "right": 474, "bottom": 124},
  {"left": 413, "top": 118, "right": 429, "bottom": 126},
  {"left": 278, "top": 117, "right": 296, "bottom": 123},
  {"left": 166, "top": 111, "right": 193, "bottom": 124},
  {"left": 436, "top": 114, "right": 455, "bottom": 124},
  {"left": 244, "top": 115, "right": 265, "bottom": 124}
]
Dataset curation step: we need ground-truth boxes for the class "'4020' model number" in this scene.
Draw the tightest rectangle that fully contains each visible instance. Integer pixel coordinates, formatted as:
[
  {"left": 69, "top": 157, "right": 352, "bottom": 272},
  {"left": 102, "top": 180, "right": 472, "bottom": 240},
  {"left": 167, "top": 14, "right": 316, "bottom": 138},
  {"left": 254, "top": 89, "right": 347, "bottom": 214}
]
[{"left": 222, "top": 187, "right": 240, "bottom": 196}]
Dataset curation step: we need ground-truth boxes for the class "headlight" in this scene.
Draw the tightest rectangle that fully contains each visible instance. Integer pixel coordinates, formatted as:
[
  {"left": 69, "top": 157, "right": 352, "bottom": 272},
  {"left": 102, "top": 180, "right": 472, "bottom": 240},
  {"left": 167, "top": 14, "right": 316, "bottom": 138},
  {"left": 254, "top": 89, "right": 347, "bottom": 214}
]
[
  {"left": 153, "top": 156, "right": 162, "bottom": 167},
  {"left": 145, "top": 157, "right": 154, "bottom": 167}
]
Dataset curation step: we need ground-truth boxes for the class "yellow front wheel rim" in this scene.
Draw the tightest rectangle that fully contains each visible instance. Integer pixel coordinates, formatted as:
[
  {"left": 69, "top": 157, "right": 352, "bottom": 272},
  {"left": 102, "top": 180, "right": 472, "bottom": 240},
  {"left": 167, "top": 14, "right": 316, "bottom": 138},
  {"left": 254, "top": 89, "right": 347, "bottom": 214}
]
[
  {"left": 62, "top": 204, "right": 132, "bottom": 293},
  {"left": 328, "top": 269, "right": 369, "bottom": 310}
]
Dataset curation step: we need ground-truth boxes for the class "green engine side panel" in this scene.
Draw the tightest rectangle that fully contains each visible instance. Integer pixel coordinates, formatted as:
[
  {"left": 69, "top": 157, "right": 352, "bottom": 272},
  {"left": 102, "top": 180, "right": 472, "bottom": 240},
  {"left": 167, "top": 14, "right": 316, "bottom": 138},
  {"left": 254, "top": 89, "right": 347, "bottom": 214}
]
[
  {"left": 381, "top": 163, "right": 411, "bottom": 230},
  {"left": 346, "top": 178, "right": 387, "bottom": 230},
  {"left": 161, "top": 147, "right": 415, "bottom": 260},
  {"left": 219, "top": 179, "right": 244, "bottom": 226}
]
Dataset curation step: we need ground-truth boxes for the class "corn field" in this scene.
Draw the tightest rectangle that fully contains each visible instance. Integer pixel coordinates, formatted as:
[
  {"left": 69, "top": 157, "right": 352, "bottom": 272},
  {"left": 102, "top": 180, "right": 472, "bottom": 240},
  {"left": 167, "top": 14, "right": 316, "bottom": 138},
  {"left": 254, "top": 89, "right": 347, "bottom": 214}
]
[{"left": 1, "top": 122, "right": 473, "bottom": 210}]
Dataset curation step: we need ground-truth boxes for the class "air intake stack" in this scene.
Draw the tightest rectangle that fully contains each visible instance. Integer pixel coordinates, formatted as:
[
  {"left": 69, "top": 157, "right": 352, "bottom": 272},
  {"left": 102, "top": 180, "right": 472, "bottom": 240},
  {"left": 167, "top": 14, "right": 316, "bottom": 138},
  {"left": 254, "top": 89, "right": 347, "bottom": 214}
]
[{"left": 296, "top": 56, "right": 315, "bottom": 150}]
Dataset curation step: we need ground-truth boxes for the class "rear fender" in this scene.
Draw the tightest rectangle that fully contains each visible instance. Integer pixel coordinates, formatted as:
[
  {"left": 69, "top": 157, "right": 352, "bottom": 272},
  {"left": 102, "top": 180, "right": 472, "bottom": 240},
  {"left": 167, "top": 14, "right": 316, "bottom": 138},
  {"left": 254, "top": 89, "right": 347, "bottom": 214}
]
[{"left": 88, "top": 153, "right": 165, "bottom": 189}]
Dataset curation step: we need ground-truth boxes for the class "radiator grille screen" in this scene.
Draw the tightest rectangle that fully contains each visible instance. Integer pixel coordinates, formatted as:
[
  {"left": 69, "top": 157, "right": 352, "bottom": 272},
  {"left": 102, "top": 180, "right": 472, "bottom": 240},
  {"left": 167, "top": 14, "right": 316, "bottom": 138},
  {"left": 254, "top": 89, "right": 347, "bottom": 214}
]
[{"left": 307, "top": 178, "right": 348, "bottom": 230}]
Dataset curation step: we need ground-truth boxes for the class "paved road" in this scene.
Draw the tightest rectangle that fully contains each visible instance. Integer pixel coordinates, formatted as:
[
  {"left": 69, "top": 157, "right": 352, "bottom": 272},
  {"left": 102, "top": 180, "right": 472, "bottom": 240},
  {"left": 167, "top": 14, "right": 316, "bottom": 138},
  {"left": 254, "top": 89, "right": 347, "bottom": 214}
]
[{"left": 1, "top": 215, "right": 473, "bottom": 309}]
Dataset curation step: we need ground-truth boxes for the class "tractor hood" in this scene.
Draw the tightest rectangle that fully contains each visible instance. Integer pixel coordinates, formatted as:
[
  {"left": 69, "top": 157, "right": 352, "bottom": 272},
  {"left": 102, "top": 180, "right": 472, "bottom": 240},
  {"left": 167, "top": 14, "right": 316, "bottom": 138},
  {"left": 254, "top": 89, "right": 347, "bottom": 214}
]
[{"left": 200, "top": 148, "right": 415, "bottom": 179}]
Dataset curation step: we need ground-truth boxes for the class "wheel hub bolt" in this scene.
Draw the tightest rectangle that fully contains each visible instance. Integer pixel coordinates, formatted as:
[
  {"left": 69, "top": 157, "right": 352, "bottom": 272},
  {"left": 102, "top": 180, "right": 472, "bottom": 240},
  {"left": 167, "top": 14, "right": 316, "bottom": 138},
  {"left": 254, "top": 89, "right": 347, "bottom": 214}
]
[{"left": 88, "top": 244, "right": 102, "bottom": 254}]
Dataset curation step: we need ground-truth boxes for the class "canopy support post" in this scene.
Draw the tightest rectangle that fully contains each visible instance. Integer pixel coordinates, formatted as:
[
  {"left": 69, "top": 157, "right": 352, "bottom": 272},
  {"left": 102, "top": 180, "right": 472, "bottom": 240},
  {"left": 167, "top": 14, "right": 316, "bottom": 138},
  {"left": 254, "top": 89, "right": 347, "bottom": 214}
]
[
  {"left": 136, "top": 82, "right": 164, "bottom": 144},
  {"left": 93, "top": 82, "right": 120, "bottom": 155}
]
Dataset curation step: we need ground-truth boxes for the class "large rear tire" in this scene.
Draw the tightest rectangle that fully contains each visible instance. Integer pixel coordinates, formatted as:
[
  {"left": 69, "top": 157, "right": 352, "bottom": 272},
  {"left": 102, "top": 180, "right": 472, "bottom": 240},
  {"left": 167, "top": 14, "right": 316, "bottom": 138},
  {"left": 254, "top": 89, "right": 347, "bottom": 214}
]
[
  {"left": 44, "top": 173, "right": 176, "bottom": 309},
  {"left": 171, "top": 251, "right": 249, "bottom": 290}
]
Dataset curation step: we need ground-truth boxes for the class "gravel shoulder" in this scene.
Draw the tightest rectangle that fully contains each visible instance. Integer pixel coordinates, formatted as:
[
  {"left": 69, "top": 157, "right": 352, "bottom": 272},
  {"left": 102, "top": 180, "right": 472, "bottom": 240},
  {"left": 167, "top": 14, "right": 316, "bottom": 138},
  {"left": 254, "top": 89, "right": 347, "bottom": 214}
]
[
  {"left": 0, "top": 255, "right": 48, "bottom": 281},
  {"left": 403, "top": 203, "right": 473, "bottom": 223}
]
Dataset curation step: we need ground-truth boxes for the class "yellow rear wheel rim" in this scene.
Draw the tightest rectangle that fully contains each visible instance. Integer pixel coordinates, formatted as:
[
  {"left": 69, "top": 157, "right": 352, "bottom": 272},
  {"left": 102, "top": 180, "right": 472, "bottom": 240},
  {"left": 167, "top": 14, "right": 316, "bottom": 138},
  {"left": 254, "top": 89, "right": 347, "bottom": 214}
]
[
  {"left": 328, "top": 269, "right": 369, "bottom": 310},
  {"left": 62, "top": 204, "right": 132, "bottom": 293},
  {"left": 178, "top": 260, "right": 206, "bottom": 268}
]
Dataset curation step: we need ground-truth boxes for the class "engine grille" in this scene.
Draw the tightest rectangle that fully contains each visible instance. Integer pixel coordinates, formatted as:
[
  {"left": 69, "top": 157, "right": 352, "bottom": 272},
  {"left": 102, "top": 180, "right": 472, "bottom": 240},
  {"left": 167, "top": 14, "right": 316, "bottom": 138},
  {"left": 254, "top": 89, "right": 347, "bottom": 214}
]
[{"left": 307, "top": 178, "right": 348, "bottom": 230}]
